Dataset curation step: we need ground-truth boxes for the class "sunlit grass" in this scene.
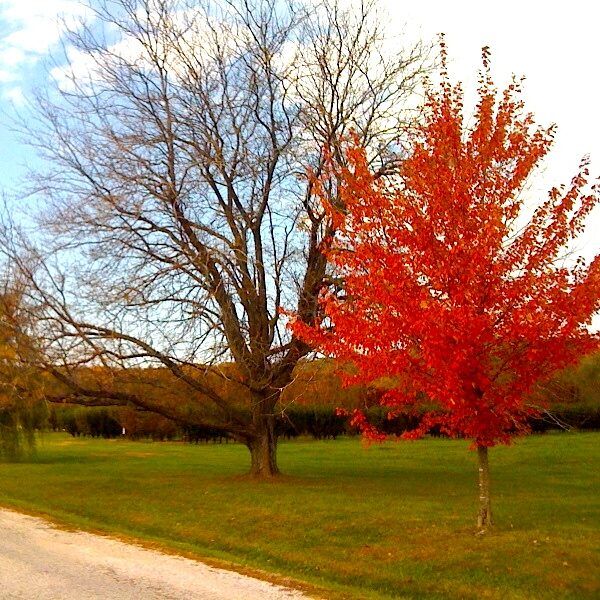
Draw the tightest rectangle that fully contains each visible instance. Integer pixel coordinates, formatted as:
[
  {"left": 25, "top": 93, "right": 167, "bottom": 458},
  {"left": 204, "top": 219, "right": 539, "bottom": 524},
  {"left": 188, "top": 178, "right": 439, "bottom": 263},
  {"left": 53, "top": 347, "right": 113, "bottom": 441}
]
[{"left": 0, "top": 432, "right": 598, "bottom": 599}]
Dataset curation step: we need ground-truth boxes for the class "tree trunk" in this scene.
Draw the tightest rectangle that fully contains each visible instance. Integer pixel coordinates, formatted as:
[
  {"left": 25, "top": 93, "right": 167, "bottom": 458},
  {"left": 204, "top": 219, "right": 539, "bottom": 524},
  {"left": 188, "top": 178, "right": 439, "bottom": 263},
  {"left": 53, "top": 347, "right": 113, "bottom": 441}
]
[
  {"left": 247, "top": 416, "right": 279, "bottom": 478},
  {"left": 477, "top": 445, "right": 493, "bottom": 529}
]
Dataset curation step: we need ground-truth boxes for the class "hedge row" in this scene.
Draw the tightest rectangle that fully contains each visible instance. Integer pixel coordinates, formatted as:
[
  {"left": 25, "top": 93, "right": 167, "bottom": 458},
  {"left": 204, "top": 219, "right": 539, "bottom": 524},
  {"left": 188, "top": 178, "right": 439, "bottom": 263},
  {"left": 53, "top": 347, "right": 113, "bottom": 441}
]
[
  {"left": 49, "top": 407, "right": 122, "bottom": 439},
  {"left": 280, "top": 405, "right": 600, "bottom": 438},
  {"left": 528, "top": 406, "right": 600, "bottom": 432},
  {"left": 49, "top": 403, "right": 600, "bottom": 442}
]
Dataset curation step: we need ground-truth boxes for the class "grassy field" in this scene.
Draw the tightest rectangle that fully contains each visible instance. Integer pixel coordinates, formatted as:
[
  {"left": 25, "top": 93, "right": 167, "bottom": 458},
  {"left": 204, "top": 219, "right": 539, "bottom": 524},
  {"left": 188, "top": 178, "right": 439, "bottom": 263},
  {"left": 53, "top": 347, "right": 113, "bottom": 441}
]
[{"left": 0, "top": 432, "right": 598, "bottom": 599}]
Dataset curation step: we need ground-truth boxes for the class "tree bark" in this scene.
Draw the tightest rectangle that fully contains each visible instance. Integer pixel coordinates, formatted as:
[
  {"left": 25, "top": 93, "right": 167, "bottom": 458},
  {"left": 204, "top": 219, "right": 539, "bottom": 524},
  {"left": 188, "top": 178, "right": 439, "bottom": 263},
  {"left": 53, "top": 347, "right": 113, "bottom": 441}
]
[
  {"left": 247, "top": 416, "right": 279, "bottom": 478},
  {"left": 477, "top": 445, "right": 493, "bottom": 529}
]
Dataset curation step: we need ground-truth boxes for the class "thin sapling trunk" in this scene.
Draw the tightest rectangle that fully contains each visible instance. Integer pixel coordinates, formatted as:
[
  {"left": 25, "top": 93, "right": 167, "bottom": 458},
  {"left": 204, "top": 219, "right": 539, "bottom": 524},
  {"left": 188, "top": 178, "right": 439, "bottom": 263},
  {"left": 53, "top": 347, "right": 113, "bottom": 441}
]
[{"left": 477, "top": 444, "right": 493, "bottom": 529}]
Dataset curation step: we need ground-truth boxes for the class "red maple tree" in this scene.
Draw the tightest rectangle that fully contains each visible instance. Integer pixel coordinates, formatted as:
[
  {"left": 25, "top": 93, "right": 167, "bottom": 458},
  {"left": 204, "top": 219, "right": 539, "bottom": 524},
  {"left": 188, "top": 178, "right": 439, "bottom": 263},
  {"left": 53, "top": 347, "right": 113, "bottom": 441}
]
[{"left": 290, "top": 46, "right": 600, "bottom": 528}]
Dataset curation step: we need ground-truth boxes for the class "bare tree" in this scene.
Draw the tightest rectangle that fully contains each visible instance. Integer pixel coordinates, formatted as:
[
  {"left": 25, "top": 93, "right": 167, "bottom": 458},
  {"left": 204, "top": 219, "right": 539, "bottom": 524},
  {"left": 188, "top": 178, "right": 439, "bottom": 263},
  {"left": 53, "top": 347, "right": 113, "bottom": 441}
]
[{"left": 6, "top": 0, "right": 430, "bottom": 476}]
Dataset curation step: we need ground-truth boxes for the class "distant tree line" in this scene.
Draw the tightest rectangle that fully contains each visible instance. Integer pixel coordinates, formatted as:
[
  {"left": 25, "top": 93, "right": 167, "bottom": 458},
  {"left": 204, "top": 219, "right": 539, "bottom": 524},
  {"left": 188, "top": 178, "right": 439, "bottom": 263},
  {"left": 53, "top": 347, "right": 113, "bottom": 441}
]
[
  {"left": 47, "top": 352, "right": 600, "bottom": 442},
  {"left": 48, "top": 402, "right": 600, "bottom": 443}
]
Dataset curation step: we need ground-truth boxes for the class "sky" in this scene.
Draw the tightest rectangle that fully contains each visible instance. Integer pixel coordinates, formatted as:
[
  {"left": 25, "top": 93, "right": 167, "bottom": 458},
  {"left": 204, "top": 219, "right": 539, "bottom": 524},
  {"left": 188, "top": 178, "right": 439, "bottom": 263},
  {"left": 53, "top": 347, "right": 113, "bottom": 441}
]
[
  {"left": 0, "top": 0, "right": 92, "bottom": 187},
  {"left": 383, "top": 0, "right": 600, "bottom": 262},
  {"left": 0, "top": 0, "right": 599, "bottom": 260}
]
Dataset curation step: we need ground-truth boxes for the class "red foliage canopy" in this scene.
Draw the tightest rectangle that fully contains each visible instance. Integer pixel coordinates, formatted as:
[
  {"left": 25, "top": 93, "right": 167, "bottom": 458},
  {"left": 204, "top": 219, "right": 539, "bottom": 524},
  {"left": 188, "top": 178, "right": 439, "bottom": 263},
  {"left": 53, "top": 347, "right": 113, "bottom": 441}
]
[{"left": 290, "top": 47, "right": 600, "bottom": 447}]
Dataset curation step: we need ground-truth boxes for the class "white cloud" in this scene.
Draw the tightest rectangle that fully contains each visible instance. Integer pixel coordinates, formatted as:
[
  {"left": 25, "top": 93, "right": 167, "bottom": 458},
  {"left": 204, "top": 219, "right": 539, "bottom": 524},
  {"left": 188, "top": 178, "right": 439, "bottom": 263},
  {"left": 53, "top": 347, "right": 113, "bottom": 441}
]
[
  {"left": 50, "top": 44, "right": 100, "bottom": 91},
  {"left": 3, "top": 85, "right": 24, "bottom": 105},
  {"left": 0, "top": 68, "right": 16, "bottom": 82},
  {"left": 0, "top": 0, "right": 93, "bottom": 90},
  {"left": 0, "top": 46, "right": 26, "bottom": 67},
  {"left": 49, "top": 7, "right": 230, "bottom": 92},
  {"left": 50, "top": 35, "right": 150, "bottom": 92}
]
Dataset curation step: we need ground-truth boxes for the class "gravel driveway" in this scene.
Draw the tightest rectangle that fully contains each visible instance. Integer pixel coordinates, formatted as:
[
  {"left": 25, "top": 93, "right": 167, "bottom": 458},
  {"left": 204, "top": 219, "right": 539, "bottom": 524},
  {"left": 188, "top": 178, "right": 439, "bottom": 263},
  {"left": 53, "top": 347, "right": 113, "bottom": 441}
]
[{"left": 0, "top": 509, "right": 308, "bottom": 599}]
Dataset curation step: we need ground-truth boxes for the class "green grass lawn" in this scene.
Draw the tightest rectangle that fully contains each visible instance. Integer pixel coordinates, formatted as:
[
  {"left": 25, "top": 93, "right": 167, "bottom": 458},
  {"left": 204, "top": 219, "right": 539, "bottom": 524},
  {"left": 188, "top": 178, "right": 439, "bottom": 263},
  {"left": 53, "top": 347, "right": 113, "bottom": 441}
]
[{"left": 0, "top": 432, "right": 598, "bottom": 599}]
